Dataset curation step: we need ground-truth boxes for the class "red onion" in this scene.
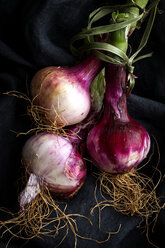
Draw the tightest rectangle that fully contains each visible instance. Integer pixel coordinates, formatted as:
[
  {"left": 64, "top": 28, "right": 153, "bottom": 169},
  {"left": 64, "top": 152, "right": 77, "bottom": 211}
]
[
  {"left": 19, "top": 132, "right": 87, "bottom": 210},
  {"left": 30, "top": 54, "right": 103, "bottom": 126},
  {"left": 87, "top": 64, "right": 150, "bottom": 174}
]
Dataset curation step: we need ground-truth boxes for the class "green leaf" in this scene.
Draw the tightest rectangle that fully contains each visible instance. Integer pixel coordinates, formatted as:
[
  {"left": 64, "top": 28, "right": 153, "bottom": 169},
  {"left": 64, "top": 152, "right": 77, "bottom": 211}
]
[
  {"left": 80, "top": 41, "right": 129, "bottom": 63},
  {"left": 130, "top": 0, "right": 159, "bottom": 63},
  {"left": 81, "top": 13, "right": 143, "bottom": 36},
  {"left": 87, "top": 3, "right": 140, "bottom": 28},
  {"left": 93, "top": 50, "right": 125, "bottom": 65},
  {"left": 90, "top": 69, "right": 105, "bottom": 112}
]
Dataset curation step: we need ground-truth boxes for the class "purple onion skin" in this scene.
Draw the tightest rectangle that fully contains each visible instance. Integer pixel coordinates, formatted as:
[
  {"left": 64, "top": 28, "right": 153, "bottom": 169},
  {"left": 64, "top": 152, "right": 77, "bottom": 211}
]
[
  {"left": 87, "top": 64, "right": 150, "bottom": 174},
  {"left": 68, "top": 110, "right": 97, "bottom": 144},
  {"left": 31, "top": 54, "right": 103, "bottom": 126},
  {"left": 22, "top": 133, "right": 87, "bottom": 198}
]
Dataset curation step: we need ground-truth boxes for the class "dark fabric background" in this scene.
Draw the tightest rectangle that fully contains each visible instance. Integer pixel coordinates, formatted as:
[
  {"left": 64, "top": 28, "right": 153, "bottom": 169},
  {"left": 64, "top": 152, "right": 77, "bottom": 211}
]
[{"left": 0, "top": 0, "right": 165, "bottom": 247}]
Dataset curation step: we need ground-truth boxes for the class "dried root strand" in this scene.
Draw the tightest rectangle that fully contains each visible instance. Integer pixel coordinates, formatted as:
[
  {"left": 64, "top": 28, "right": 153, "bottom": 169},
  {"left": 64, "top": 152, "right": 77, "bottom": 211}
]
[
  {"left": 92, "top": 169, "right": 162, "bottom": 218},
  {"left": 0, "top": 184, "right": 119, "bottom": 247},
  {"left": 4, "top": 91, "right": 67, "bottom": 137},
  {"left": 0, "top": 185, "right": 93, "bottom": 248},
  {"left": 91, "top": 169, "right": 164, "bottom": 248}
]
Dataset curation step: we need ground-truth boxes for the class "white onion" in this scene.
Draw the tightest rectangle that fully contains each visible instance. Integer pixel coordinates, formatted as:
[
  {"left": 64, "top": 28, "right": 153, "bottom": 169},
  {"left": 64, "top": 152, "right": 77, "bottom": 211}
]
[{"left": 19, "top": 133, "right": 87, "bottom": 210}]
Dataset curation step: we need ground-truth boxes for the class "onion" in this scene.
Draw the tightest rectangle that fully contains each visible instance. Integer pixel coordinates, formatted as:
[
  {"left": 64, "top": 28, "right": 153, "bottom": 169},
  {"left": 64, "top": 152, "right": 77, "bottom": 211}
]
[
  {"left": 0, "top": 133, "right": 88, "bottom": 241},
  {"left": 19, "top": 132, "right": 87, "bottom": 210},
  {"left": 87, "top": 64, "right": 150, "bottom": 173},
  {"left": 30, "top": 54, "right": 103, "bottom": 126}
]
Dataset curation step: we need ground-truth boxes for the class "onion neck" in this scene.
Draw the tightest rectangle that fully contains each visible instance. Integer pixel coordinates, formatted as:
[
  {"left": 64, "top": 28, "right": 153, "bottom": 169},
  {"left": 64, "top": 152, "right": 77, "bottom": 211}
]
[
  {"left": 69, "top": 54, "right": 103, "bottom": 89},
  {"left": 104, "top": 10, "right": 131, "bottom": 123},
  {"left": 103, "top": 63, "right": 130, "bottom": 123}
]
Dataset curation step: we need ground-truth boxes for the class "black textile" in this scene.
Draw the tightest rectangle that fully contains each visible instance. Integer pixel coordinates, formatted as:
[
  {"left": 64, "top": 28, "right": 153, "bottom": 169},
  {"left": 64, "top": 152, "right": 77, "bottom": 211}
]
[{"left": 0, "top": 0, "right": 165, "bottom": 247}]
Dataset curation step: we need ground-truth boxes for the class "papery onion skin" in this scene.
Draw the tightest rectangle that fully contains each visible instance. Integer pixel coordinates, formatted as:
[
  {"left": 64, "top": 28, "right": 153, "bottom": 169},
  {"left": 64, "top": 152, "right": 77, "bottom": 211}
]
[
  {"left": 31, "top": 54, "right": 103, "bottom": 126},
  {"left": 20, "top": 133, "right": 86, "bottom": 209},
  {"left": 87, "top": 64, "right": 150, "bottom": 174}
]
